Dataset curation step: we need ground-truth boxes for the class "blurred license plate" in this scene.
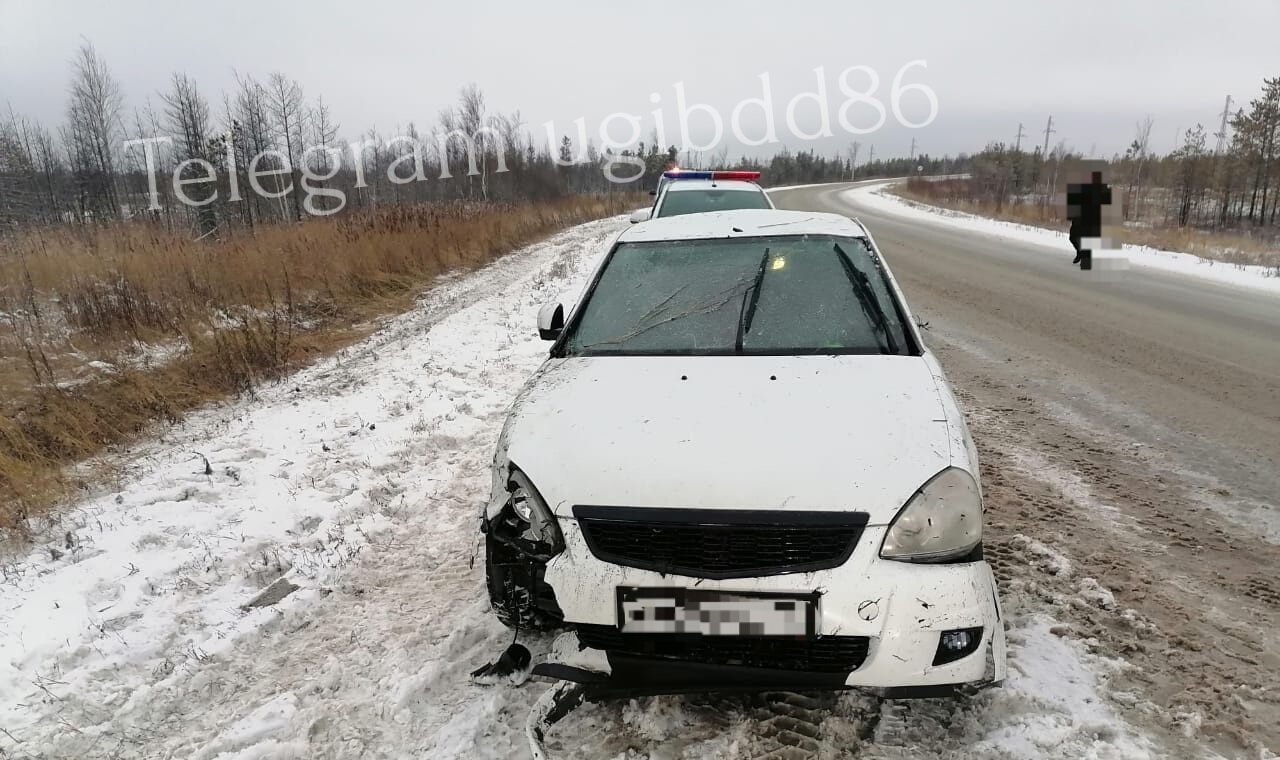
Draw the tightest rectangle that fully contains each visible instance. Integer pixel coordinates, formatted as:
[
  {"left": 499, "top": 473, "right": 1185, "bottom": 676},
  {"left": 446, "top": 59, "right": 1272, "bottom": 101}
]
[{"left": 618, "top": 587, "right": 818, "bottom": 636}]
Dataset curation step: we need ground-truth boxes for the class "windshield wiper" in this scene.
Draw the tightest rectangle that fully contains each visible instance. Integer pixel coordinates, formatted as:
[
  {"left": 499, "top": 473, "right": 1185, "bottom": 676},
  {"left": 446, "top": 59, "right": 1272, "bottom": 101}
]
[
  {"left": 579, "top": 277, "right": 750, "bottom": 350},
  {"left": 735, "top": 248, "right": 770, "bottom": 354},
  {"left": 833, "top": 242, "right": 899, "bottom": 355}
]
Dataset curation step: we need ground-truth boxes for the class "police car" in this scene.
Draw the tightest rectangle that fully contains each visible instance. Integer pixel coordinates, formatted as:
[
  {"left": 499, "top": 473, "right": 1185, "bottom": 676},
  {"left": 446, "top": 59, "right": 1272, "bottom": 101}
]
[
  {"left": 630, "top": 170, "right": 774, "bottom": 223},
  {"left": 482, "top": 209, "right": 1006, "bottom": 699}
]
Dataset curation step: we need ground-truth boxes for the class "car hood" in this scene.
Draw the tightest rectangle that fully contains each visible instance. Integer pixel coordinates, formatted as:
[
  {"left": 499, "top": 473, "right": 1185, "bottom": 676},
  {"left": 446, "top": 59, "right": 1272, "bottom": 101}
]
[{"left": 501, "top": 355, "right": 957, "bottom": 524}]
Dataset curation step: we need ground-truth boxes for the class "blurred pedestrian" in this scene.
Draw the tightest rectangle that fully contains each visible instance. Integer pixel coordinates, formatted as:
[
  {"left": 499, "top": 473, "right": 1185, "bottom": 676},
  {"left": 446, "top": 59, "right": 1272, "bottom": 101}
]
[{"left": 1065, "top": 166, "right": 1113, "bottom": 271}]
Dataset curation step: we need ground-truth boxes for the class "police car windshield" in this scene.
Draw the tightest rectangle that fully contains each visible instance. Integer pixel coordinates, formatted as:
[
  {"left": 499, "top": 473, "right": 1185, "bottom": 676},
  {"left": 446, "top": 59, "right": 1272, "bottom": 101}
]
[{"left": 656, "top": 188, "right": 772, "bottom": 218}]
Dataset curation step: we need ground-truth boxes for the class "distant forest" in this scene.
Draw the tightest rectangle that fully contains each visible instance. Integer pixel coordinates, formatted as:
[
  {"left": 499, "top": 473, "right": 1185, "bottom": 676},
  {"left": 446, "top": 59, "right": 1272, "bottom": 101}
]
[
  {"left": 2, "top": 43, "right": 1275, "bottom": 239},
  {"left": 0, "top": 42, "right": 924, "bottom": 237}
]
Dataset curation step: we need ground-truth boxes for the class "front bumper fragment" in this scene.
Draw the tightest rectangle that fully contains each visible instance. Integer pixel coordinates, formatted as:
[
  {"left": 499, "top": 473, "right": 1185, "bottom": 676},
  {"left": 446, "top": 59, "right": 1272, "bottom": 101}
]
[{"left": 535, "top": 521, "right": 1006, "bottom": 694}]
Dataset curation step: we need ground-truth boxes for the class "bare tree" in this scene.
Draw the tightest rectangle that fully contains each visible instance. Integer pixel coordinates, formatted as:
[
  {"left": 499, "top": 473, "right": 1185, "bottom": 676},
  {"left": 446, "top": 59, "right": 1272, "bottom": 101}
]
[
  {"left": 266, "top": 73, "right": 306, "bottom": 221},
  {"left": 435, "top": 109, "right": 460, "bottom": 199},
  {"left": 1124, "top": 116, "right": 1153, "bottom": 220},
  {"left": 305, "top": 96, "right": 340, "bottom": 211},
  {"left": 162, "top": 73, "right": 217, "bottom": 236},
  {"left": 310, "top": 97, "right": 339, "bottom": 158},
  {"left": 493, "top": 112, "right": 527, "bottom": 199},
  {"left": 395, "top": 121, "right": 432, "bottom": 203},
  {"left": 3, "top": 110, "right": 65, "bottom": 225},
  {"left": 232, "top": 73, "right": 275, "bottom": 225},
  {"left": 0, "top": 117, "right": 38, "bottom": 226},
  {"left": 351, "top": 126, "right": 386, "bottom": 208},
  {"left": 457, "top": 84, "right": 487, "bottom": 200},
  {"left": 123, "top": 101, "right": 173, "bottom": 226},
  {"left": 64, "top": 41, "right": 125, "bottom": 221}
]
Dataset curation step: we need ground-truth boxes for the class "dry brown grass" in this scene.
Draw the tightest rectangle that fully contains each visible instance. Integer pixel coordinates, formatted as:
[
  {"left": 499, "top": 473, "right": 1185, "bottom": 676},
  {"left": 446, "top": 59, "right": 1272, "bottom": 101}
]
[
  {"left": 0, "top": 196, "right": 635, "bottom": 534},
  {"left": 894, "top": 178, "right": 1280, "bottom": 270}
]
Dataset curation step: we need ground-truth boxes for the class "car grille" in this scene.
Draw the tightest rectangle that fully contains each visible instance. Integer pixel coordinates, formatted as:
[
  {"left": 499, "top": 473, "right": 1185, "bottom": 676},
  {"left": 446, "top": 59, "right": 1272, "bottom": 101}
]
[
  {"left": 573, "top": 506, "right": 868, "bottom": 579},
  {"left": 575, "top": 624, "right": 870, "bottom": 673}
]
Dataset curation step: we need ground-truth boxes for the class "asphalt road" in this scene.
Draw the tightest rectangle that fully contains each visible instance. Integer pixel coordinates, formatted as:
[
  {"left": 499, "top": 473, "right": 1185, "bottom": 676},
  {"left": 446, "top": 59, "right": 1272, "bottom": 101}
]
[{"left": 773, "top": 181, "right": 1280, "bottom": 756}]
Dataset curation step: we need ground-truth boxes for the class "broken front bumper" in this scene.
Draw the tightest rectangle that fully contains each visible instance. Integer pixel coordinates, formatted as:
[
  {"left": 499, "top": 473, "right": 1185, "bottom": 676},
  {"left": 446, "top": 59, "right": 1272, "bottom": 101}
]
[{"left": 534, "top": 520, "right": 1007, "bottom": 696}]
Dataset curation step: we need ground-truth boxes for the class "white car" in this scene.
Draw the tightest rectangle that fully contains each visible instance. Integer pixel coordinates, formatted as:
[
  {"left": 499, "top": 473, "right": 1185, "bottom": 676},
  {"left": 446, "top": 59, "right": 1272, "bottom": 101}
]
[
  {"left": 482, "top": 209, "right": 1006, "bottom": 699},
  {"left": 630, "top": 170, "right": 774, "bottom": 223}
]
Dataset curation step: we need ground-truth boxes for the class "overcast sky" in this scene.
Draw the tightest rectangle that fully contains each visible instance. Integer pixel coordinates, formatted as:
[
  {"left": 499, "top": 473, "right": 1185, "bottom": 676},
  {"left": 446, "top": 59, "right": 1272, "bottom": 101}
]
[{"left": 2, "top": 0, "right": 1275, "bottom": 162}]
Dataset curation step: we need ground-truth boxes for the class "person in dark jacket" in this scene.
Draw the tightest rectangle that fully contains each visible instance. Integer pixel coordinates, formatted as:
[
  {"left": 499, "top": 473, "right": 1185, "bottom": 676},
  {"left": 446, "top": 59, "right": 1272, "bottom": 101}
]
[{"left": 1066, "top": 169, "right": 1112, "bottom": 270}]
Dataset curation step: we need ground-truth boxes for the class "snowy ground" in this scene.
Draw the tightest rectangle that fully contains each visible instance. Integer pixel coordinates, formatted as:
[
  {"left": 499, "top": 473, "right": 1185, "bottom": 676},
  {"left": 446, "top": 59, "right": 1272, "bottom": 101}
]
[
  {"left": 850, "top": 182, "right": 1280, "bottom": 294},
  {"left": 0, "top": 213, "right": 1209, "bottom": 759}
]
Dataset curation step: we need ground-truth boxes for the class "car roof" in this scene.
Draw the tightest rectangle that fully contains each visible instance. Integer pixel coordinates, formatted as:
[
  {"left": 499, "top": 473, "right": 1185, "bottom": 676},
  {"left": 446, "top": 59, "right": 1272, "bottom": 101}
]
[
  {"left": 662, "top": 179, "right": 764, "bottom": 193},
  {"left": 619, "top": 209, "right": 870, "bottom": 243}
]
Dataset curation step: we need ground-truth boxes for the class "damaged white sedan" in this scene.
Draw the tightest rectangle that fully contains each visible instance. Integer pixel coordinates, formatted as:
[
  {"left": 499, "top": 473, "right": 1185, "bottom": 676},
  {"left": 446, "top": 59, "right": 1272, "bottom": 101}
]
[{"left": 480, "top": 209, "right": 1006, "bottom": 701}]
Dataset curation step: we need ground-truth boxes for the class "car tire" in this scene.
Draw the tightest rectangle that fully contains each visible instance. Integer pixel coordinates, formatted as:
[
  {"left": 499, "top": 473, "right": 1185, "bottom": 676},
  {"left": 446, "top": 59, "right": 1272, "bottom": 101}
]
[{"left": 485, "top": 529, "right": 562, "bottom": 631}]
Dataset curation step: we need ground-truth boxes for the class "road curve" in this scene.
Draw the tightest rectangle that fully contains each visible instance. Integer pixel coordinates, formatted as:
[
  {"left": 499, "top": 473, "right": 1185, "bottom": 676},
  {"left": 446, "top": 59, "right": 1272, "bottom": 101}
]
[{"left": 773, "top": 181, "right": 1280, "bottom": 756}]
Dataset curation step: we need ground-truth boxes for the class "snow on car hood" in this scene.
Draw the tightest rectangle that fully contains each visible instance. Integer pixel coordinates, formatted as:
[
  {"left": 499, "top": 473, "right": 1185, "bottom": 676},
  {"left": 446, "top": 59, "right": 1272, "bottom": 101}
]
[{"left": 501, "top": 354, "right": 956, "bottom": 524}]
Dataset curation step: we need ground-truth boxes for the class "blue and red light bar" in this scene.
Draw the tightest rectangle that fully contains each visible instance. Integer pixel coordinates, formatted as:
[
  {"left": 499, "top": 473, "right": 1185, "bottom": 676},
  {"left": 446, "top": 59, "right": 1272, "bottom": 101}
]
[{"left": 662, "top": 170, "right": 761, "bottom": 181}]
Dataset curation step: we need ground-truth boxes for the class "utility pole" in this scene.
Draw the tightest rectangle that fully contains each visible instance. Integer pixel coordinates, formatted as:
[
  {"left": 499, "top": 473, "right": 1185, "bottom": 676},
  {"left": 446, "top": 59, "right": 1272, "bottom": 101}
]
[
  {"left": 1040, "top": 115, "right": 1058, "bottom": 197},
  {"left": 868, "top": 144, "right": 875, "bottom": 168},
  {"left": 849, "top": 141, "right": 861, "bottom": 179},
  {"left": 909, "top": 137, "right": 917, "bottom": 160},
  {"left": 1014, "top": 122, "right": 1026, "bottom": 152},
  {"left": 1213, "top": 95, "right": 1233, "bottom": 155}
]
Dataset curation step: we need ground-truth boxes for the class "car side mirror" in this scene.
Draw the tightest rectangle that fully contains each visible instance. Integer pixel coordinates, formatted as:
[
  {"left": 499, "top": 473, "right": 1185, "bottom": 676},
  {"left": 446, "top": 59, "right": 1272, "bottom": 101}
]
[
  {"left": 629, "top": 209, "right": 651, "bottom": 224},
  {"left": 538, "top": 302, "right": 565, "bottom": 341}
]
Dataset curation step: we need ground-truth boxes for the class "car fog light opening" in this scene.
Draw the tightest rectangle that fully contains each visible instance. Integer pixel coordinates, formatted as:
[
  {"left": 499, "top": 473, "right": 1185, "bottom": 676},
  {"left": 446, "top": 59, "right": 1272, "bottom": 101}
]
[
  {"left": 880, "top": 467, "right": 983, "bottom": 563},
  {"left": 933, "top": 626, "right": 983, "bottom": 666}
]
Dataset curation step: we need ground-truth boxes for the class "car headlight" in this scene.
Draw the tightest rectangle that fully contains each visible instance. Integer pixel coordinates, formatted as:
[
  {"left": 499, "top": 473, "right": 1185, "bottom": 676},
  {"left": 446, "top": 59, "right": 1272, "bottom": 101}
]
[
  {"left": 880, "top": 467, "right": 982, "bottom": 563},
  {"left": 508, "top": 469, "right": 564, "bottom": 554}
]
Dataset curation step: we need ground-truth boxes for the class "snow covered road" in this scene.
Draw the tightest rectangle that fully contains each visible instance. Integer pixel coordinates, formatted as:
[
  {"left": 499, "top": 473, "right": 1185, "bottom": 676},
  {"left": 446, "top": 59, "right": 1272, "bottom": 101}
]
[{"left": 0, "top": 212, "right": 1232, "bottom": 759}]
